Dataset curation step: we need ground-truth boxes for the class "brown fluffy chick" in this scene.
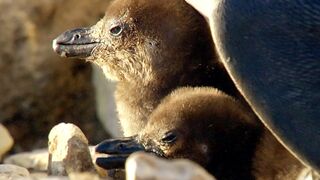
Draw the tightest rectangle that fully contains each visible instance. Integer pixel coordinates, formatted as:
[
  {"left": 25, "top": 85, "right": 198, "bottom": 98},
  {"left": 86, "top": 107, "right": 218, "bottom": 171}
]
[
  {"left": 52, "top": 0, "right": 240, "bottom": 136},
  {"left": 96, "top": 87, "right": 307, "bottom": 180}
]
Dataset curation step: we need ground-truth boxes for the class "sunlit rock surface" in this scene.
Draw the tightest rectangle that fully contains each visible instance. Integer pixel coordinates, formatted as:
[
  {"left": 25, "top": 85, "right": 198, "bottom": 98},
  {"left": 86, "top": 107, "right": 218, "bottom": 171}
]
[
  {"left": 0, "top": 164, "right": 30, "bottom": 179},
  {"left": 4, "top": 149, "right": 48, "bottom": 171},
  {"left": 126, "top": 152, "right": 216, "bottom": 180},
  {"left": 0, "top": 124, "right": 14, "bottom": 159}
]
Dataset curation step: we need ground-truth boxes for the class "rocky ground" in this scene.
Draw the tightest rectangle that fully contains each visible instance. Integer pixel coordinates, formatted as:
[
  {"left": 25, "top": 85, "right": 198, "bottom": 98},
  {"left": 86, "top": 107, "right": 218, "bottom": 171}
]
[
  {"left": 0, "top": 0, "right": 112, "bottom": 152},
  {"left": 0, "top": 123, "right": 215, "bottom": 180}
]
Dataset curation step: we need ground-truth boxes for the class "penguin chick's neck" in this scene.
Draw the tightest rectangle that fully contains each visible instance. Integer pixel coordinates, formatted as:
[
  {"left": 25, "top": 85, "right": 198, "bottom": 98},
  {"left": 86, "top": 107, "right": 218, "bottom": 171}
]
[{"left": 114, "top": 61, "right": 233, "bottom": 136}]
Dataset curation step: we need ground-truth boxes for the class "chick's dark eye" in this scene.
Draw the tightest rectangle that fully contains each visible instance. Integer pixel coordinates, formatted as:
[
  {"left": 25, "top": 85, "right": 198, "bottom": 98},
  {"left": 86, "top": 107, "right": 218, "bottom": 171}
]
[
  {"left": 161, "top": 131, "right": 177, "bottom": 144},
  {"left": 110, "top": 25, "right": 123, "bottom": 36}
]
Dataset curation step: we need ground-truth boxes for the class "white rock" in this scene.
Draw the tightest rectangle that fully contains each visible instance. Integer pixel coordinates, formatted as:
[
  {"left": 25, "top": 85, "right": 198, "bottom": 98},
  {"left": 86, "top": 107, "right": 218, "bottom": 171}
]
[
  {"left": 4, "top": 146, "right": 97, "bottom": 172},
  {"left": 4, "top": 149, "right": 48, "bottom": 171},
  {"left": 19, "top": 173, "right": 100, "bottom": 180},
  {"left": 0, "top": 164, "right": 29, "bottom": 179},
  {"left": 17, "top": 176, "right": 68, "bottom": 180},
  {"left": 125, "top": 152, "right": 216, "bottom": 180},
  {"left": 48, "top": 123, "right": 95, "bottom": 176},
  {"left": 0, "top": 124, "right": 14, "bottom": 160},
  {"left": 16, "top": 173, "right": 99, "bottom": 180}
]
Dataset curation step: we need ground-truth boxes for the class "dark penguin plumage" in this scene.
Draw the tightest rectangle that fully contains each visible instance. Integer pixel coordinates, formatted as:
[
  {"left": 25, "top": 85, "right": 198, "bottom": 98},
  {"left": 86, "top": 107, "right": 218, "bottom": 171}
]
[
  {"left": 203, "top": 0, "right": 320, "bottom": 171},
  {"left": 52, "top": 0, "right": 242, "bottom": 136},
  {"left": 95, "top": 87, "right": 308, "bottom": 180}
]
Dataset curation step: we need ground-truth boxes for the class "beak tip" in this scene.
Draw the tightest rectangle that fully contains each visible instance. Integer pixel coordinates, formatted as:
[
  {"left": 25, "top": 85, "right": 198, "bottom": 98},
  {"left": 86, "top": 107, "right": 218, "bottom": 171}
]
[
  {"left": 52, "top": 38, "right": 70, "bottom": 58},
  {"left": 52, "top": 38, "right": 65, "bottom": 57},
  {"left": 52, "top": 39, "right": 59, "bottom": 52},
  {"left": 95, "top": 142, "right": 106, "bottom": 153}
]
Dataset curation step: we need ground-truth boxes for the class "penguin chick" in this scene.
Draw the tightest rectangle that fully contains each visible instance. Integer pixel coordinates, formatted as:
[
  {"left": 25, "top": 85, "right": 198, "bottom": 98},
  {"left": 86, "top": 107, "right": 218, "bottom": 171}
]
[
  {"left": 96, "top": 87, "right": 306, "bottom": 180},
  {"left": 52, "top": 0, "right": 241, "bottom": 136}
]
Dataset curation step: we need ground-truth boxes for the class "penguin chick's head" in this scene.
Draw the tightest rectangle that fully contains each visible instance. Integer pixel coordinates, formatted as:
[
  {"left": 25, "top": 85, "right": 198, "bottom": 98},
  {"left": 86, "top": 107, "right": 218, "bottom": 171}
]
[
  {"left": 96, "top": 87, "right": 261, "bottom": 170},
  {"left": 53, "top": 0, "right": 213, "bottom": 84},
  {"left": 138, "top": 87, "right": 260, "bottom": 166}
]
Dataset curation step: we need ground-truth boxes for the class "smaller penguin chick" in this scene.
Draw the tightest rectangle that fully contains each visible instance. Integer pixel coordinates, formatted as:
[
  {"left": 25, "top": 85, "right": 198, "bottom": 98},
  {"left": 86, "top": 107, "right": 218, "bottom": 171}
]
[{"left": 95, "top": 87, "right": 306, "bottom": 180}]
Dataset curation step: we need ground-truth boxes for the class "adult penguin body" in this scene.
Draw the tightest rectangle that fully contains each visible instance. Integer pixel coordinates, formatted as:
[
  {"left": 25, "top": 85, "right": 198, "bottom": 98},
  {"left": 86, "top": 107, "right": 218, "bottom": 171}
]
[{"left": 207, "top": 0, "right": 320, "bottom": 171}]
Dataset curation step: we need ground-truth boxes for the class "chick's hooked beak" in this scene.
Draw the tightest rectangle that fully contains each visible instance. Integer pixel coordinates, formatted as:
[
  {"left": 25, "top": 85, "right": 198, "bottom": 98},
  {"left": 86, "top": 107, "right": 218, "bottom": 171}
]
[
  {"left": 95, "top": 136, "right": 145, "bottom": 169},
  {"left": 52, "top": 27, "right": 99, "bottom": 58}
]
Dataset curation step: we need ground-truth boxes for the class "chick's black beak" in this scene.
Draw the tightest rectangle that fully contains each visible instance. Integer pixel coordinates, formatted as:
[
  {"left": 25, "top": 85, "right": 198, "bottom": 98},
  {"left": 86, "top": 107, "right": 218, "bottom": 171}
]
[
  {"left": 52, "top": 27, "right": 98, "bottom": 58},
  {"left": 95, "top": 136, "right": 145, "bottom": 169}
]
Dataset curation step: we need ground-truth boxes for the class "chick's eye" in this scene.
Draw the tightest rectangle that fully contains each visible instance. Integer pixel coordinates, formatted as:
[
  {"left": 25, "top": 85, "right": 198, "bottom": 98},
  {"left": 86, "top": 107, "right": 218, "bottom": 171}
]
[
  {"left": 161, "top": 131, "right": 177, "bottom": 144},
  {"left": 109, "top": 24, "right": 123, "bottom": 37}
]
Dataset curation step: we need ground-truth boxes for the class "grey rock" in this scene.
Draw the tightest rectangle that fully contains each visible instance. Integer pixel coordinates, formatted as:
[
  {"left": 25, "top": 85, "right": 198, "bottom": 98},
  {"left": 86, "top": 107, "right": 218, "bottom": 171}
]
[{"left": 48, "top": 123, "right": 95, "bottom": 176}]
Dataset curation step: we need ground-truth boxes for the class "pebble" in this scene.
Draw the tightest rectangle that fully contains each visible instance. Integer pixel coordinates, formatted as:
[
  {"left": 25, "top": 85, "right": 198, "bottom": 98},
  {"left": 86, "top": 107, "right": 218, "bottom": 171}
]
[
  {"left": 48, "top": 123, "right": 95, "bottom": 176},
  {"left": 0, "top": 164, "right": 30, "bottom": 179},
  {"left": 0, "top": 124, "right": 14, "bottom": 160},
  {"left": 125, "top": 152, "right": 216, "bottom": 180}
]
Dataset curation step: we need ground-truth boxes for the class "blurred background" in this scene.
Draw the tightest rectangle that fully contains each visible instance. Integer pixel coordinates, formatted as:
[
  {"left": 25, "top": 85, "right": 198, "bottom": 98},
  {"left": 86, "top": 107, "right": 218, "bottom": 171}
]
[{"left": 0, "top": 0, "right": 122, "bottom": 153}]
